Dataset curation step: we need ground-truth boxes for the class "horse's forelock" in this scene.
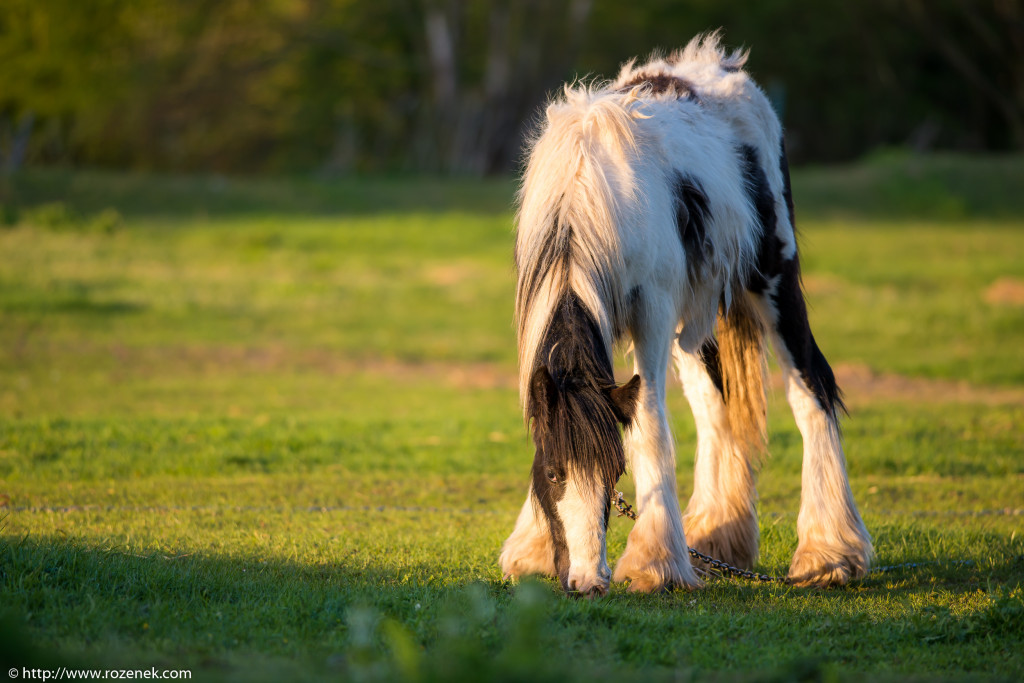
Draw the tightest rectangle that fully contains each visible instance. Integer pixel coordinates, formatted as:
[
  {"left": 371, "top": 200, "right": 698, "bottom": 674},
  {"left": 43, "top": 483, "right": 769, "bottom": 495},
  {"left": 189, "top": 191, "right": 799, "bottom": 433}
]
[{"left": 531, "top": 376, "right": 625, "bottom": 492}]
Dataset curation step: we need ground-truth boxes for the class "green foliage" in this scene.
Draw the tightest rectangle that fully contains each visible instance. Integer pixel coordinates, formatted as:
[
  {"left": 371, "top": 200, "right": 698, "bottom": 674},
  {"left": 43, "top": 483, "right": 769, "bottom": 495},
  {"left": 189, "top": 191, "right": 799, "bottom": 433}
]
[
  {"left": 0, "top": 0, "right": 422, "bottom": 172},
  {"left": 14, "top": 201, "right": 123, "bottom": 233},
  {"left": 795, "top": 151, "right": 1024, "bottom": 221},
  {"left": 1, "top": 0, "right": 1021, "bottom": 172}
]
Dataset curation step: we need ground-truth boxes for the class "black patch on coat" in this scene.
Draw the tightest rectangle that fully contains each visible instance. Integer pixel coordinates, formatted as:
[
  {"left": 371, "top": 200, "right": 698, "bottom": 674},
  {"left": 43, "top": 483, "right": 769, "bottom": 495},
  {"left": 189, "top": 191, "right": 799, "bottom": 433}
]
[
  {"left": 530, "top": 445, "right": 571, "bottom": 584},
  {"left": 738, "top": 144, "right": 781, "bottom": 294},
  {"left": 769, "top": 259, "right": 846, "bottom": 418},
  {"left": 673, "top": 173, "right": 711, "bottom": 270},
  {"left": 779, "top": 141, "right": 796, "bottom": 229},
  {"left": 697, "top": 338, "right": 724, "bottom": 396},
  {"left": 619, "top": 72, "right": 698, "bottom": 100},
  {"left": 742, "top": 140, "right": 845, "bottom": 417}
]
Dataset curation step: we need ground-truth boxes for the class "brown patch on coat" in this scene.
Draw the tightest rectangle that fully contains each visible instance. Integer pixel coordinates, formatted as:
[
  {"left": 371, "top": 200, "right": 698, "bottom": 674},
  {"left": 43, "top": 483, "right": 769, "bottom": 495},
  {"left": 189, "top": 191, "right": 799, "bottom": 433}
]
[
  {"left": 619, "top": 72, "right": 698, "bottom": 100},
  {"left": 717, "top": 292, "right": 768, "bottom": 456}
]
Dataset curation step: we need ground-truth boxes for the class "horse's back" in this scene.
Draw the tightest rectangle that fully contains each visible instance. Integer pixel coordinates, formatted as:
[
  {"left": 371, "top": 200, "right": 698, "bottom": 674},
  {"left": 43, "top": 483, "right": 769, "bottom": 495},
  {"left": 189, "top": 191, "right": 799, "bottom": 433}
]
[
  {"left": 516, "top": 33, "right": 801, "bottom": 378},
  {"left": 614, "top": 34, "right": 797, "bottom": 260}
]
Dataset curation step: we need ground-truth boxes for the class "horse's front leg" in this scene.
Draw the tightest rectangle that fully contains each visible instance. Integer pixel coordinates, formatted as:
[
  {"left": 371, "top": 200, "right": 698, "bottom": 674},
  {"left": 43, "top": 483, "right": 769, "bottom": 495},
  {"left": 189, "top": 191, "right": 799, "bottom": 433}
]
[
  {"left": 613, "top": 305, "right": 702, "bottom": 592},
  {"left": 499, "top": 488, "right": 556, "bottom": 579}
]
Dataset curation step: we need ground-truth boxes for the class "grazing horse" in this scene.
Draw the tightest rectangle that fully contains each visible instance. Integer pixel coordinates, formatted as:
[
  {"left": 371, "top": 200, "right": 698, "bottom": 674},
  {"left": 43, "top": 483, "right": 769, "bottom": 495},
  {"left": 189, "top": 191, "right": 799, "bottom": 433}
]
[{"left": 499, "top": 34, "right": 873, "bottom": 596}]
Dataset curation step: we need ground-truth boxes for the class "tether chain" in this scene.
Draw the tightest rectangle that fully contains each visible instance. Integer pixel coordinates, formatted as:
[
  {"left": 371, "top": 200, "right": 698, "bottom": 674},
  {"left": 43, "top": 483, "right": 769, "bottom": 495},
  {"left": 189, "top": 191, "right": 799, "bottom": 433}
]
[
  {"left": 611, "top": 489, "right": 973, "bottom": 584},
  {"left": 611, "top": 489, "right": 785, "bottom": 583}
]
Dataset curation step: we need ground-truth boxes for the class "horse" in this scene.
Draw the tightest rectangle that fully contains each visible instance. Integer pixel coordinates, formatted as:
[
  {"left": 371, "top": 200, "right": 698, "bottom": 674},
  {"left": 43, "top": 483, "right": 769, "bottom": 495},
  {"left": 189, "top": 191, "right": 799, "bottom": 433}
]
[{"left": 498, "top": 33, "right": 873, "bottom": 597}]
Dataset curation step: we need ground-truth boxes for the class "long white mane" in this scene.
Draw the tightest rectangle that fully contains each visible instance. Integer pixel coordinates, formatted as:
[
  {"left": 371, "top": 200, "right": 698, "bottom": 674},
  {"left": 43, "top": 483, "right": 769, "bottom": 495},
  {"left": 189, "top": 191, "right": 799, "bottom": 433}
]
[
  {"left": 514, "top": 84, "right": 647, "bottom": 408},
  {"left": 515, "top": 33, "right": 764, "bottom": 411}
]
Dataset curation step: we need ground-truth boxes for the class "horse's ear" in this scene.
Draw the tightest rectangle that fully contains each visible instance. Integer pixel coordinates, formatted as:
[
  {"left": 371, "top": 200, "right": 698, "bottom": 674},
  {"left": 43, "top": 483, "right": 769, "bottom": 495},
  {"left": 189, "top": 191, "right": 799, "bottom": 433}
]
[
  {"left": 607, "top": 374, "right": 641, "bottom": 427},
  {"left": 529, "top": 365, "right": 557, "bottom": 425}
]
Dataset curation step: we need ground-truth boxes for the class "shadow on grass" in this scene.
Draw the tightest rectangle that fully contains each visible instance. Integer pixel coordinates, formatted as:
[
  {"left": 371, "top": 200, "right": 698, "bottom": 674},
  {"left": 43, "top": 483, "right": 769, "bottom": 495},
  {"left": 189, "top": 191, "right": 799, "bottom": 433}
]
[{"left": 2, "top": 534, "right": 1022, "bottom": 682}]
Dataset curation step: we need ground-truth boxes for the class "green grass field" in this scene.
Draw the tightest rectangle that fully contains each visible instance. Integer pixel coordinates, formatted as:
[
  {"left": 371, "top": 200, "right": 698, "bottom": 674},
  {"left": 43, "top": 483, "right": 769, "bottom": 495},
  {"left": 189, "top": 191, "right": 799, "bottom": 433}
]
[{"left": 1, "top": 154, "right": 1023, "bottom": 682}]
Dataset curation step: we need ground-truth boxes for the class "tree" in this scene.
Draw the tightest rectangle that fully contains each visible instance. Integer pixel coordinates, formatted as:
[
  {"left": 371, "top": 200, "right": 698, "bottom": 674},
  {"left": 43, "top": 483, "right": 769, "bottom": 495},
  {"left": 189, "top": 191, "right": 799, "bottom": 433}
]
[{"left": 1, "top": 0, "right": 1021, "bottom": 173}]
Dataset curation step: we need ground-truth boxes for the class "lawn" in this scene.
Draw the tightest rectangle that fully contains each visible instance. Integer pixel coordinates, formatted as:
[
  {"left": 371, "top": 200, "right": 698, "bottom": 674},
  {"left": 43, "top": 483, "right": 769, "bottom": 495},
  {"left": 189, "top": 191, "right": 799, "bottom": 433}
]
[{"left": 1, "top": 155, "right": 1022, "bottom": 681}]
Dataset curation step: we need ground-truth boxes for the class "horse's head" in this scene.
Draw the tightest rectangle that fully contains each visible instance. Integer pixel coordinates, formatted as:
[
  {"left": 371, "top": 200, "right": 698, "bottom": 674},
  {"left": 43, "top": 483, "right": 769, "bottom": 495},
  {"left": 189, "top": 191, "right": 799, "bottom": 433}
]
[{"left": 527, "top": 365, "right": 641, "bottom": 597}]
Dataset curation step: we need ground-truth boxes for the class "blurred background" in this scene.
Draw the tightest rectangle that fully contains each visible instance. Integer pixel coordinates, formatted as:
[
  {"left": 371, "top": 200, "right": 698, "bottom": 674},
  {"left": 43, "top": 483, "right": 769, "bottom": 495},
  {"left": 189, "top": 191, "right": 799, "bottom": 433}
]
[{"left": 1, "top": 0, "right": 1022, "bottom": 176}]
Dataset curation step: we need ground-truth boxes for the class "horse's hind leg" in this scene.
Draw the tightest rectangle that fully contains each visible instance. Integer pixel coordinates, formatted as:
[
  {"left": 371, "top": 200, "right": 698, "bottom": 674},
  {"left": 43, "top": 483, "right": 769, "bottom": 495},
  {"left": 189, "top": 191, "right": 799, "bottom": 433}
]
[
  {"left": 756, "top": 264, "right": 873, "bottom": 586},
  {"left": 674, "top": 315, "right": 762, "bottom": 570},
  {"left": 613, "top": 296, "right": 701, "bottom": 592}
]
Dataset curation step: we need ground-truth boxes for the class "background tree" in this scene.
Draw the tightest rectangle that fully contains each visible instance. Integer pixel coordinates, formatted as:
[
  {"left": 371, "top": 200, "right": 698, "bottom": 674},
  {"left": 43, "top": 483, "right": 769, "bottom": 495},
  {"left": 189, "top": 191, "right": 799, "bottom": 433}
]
[{"left": 1, "top": 0, "right": 1021, "bottom": 174}]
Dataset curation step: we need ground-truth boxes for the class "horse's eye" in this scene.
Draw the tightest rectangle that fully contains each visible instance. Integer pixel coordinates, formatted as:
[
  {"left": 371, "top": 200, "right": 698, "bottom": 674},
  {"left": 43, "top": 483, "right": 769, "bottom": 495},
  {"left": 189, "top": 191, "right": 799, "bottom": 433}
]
[{"left": 545, "top": 467, "right": 558, "bottom": 484}]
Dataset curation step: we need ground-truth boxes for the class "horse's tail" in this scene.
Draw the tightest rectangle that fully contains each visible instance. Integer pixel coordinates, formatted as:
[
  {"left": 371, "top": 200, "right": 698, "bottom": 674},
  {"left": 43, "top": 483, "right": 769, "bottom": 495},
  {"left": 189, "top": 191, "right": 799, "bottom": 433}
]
[
  {"left": 514, "top": 85, "right": 644, "bottom": 414},
  {"left": 716, "top": 290, "right": 768, "bottom": 455}
]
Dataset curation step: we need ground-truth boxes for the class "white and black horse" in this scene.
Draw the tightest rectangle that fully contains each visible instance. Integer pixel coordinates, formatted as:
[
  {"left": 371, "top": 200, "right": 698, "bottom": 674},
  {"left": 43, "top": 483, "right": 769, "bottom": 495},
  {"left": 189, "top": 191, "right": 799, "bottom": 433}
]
[{"left": 499, "top": 34, "right": 872, "bottom": 596}]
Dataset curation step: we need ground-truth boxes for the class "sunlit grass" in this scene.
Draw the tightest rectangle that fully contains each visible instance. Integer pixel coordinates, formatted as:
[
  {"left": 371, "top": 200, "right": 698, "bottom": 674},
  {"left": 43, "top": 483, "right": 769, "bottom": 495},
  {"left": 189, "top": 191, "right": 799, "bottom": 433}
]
[{"left": 1, "top": 158, "right": 1023, "bottom": 681}]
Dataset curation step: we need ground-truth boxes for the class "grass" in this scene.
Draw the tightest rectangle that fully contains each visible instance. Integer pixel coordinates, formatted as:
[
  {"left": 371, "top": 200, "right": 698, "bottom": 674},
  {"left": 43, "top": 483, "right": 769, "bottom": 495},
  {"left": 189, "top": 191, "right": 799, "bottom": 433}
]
[{"left": 1, "top": 153, "right": 1023, "bottom": 681}]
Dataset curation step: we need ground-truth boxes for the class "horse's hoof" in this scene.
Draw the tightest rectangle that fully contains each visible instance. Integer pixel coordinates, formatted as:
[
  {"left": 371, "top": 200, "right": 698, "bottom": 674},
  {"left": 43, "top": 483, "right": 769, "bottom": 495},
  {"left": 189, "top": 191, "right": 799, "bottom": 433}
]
[
  {"left": 684, "top": 516, "right": 759, "bottom": 572},
  {"left": 787, "top": 544, "right": 871, "bottom": 587},
  {"left": 613, "top": 553, "right": 702, "bottom": 593},
  {"left": 499, "top": 536, "right": 556, "bottom": 580},
  {"left": 625, "top": 576, "right": 661, "bottom": 593},
  {"left": 566, "top": 583, "right": 608, "bottom": 599}
]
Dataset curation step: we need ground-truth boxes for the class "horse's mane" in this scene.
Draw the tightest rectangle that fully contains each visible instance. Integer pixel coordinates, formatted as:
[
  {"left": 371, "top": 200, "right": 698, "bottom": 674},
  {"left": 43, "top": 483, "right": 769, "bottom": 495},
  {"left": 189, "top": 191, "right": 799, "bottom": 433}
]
[
  {"left": 668, "top": 30, "right": 749, "bottom": 71},
  {"left": 515, "top": 33, "right": 751, "bottom": 417},
  {"left": 613, "top": 32, "right": 749, "bottom": 92},
  {"left": 514, "top": 84, "right": 644, "bottom": 414}
]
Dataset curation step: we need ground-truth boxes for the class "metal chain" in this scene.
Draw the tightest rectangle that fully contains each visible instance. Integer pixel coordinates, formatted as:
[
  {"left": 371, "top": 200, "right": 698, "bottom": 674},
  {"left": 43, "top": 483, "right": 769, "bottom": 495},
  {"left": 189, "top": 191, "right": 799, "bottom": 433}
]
[
  {"left": 611, "top": 489, "right": 637, "bottom": 521},
  {"left": 611, "top": 489, "right": 977, "bottom": 585},
  {"left": 611, "top": 489, "right": 785, "bottom": 583}
]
